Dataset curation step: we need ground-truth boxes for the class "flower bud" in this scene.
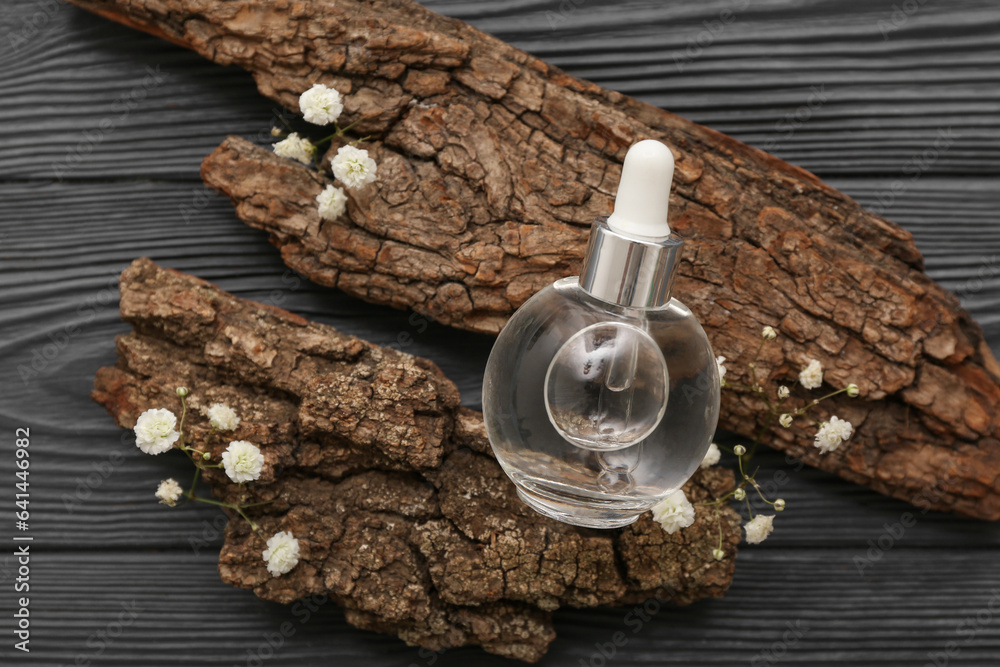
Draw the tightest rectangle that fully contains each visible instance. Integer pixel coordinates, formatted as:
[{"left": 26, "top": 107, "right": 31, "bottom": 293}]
[
  {"left": 774, "top": 498, "right": 786, "bottom": 512},
  {"left": 779, "top": 413, "right": 793, "bottom": 428},
  {"left": 733, "top": 488, "right": 746, "bottom": 501},
  {"left": 175, "top": 386, "right": 189, "bottom": 397},
  {"left": 712, "top": 547, "right": 725, "bottom": 561},
  {"left": 202, "top": 451, "right": 211, "bottom": 460},
  {"left": 846, "top": 383, "right": 860, "bottom": 397},
  {"left": 762, "top": 326, "right": 777, "bottom": 340},
  {"left": 270, "top": 126, "right": 283, "bottom": 137},
  {"left": 733, "top": 444, "right": 747, "bottom": 457}
]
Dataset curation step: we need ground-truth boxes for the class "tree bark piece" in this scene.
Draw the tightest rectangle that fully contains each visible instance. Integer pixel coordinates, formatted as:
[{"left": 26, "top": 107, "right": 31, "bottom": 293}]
[
  {"left": 92, "top": 258, "right": 740, "bottom": 663},
  {"left": 64, "top": 0, "right": 1000, "bottom": 520}
]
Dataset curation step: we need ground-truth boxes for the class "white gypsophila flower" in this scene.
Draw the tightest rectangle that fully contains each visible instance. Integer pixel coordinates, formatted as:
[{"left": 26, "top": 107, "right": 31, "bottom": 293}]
[
  {"left": 332, "top": 145, "right": 377, "bottom": 189},
  {"left": 134, "top": 408, "right": 180, "bottom": 455},
  {"left": 263, "top": 531, "right": 300, "bottom": 576},
  {"left": 744, "top": 514, "right": 775, "bottom": 545},
  {"left": 777, "top": 385, "right": 790, "bottom": 400},
  {"left": 716, "top": 356, "right": 727, "bottom": 384},
  {"left": 299, "top": 83, "right": 343, "bottom": 125},
  {"left": 798, "top": 358, "right": 823, "bottom": 390},
  {"left": 155, "top": 478, "right": 183, "bottom": 507},
  {"left": 651, "top": 490, "right": 695, "bottom": 534},
  {"left": 700, "top": 443, "right": 721, "bottom": 469},
  {"left": 762, "top": 325, "right": 777, "bottom": 340},
  {"left": 222, "top": 440, "right": 264, "bottom": 483},
  {"left": 272, "top": 132, "right": 315, "bottom": 165},
  {"left": 205, "top": 403, "right": 240, "bottom": 432},
  {"left": 814, "top": 415, "right": 853, "bottom": 454},
  {"left": 779, "top": 413, "right": 793, "bottom": 428},
  {"left": 316, "top": 184, "right": 347, "bottom": 221}
]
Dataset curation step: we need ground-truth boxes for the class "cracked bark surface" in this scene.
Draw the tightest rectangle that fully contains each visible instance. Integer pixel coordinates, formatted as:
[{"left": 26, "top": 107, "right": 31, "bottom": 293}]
[
  {"left": 64, "top": 0, "right": 1000, "bottom": 520},
  {"left": 91, "top": 258, "right": 740, "bottom": 662}
]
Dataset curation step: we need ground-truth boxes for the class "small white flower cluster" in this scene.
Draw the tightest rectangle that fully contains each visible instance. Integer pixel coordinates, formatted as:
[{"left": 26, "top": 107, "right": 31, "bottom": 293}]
[
  {"left": 814, "top": 415, "right": 853, "bottom": 454},
  {"left": 315, "top": 143, "right": 378, "bottom": 222},
  {"left": 136, "top": 395, "right": 299, "bottom": 577},
  {"left": 316, "top": 184, "right": 347, "bottom": 221},
  {"left": 221, "top": 440, "right": 264, "bottom": 483},
  {"left": 744, "top": 515, "right": 774, "bottom": 544},
  {"left": 299, "top": 83, "right": 343, "bottom": 126},
  {"left": 272, "top": 132, "right": 316, "bottom": 165},
  {"left": 700, "top": 443, "right": 721, "bottom": 469},
  {"left": 331, "top": 145, "right": 378, "bottom": 189},
  {"left": 696, "top": 330, "right": 864, "bottom": 557},
  {"left": 134, "top": 408, "right": 180, "bottom": 455},
  {"left": 798, "top": 358, "right": 823, "bottom": 390},
  {"left": 263, "top": 531, "right": 301, "bottom": 576},
  {"left": 651, "top": 490, "right": 695, "bottom": 534},
  {"left": 155, "top": 478, "right": 183, "bottom": 507},
  {"left": 205, "top": 403, "right": 240, "bottom": 431},
  {"left": 269, "top": 83, "right": 379, "bottom": 223},
  {"left": 781, "top": 359, "right": 855, "bottom": 453}
]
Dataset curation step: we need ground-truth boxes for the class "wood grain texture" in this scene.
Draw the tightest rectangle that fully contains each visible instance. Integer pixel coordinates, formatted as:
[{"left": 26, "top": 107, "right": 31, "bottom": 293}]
[
  {"left": 2, "top": 0, "right": 1000, "bottom": 664},
  {"left": 2, "top": 0, "right": 1000, "bottom": 179},
  {"left": 1, "top": 551, "right": 1000, "bottom": 666}
]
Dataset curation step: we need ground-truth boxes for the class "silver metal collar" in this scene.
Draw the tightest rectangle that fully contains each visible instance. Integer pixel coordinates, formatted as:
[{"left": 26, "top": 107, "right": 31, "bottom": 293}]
[{"left": 578, "top": 217, "right": 683, "bottom": 308}]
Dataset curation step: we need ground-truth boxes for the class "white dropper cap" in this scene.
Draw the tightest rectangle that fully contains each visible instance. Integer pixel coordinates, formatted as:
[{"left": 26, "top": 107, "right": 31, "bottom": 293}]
[{"left": 606, "top": 139, "right": 675, "bottom": 239}]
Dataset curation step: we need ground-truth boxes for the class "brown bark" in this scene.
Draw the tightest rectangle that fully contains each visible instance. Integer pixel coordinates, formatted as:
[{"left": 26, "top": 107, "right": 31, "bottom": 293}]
[
  {"left": 92, "top": 258, "right": 740, "bottom": 662},
  {"left": 64, "top": 0, "right": 1000, "bottom": 520}
]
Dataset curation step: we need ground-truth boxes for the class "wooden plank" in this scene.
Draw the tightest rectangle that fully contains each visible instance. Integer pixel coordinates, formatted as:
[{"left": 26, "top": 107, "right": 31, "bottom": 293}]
[
  {"left": 0, "top": 0, "right": 998, "bottom": 179},
  {"left": 1, "top": 550, "right": 998, "bottom": 665}
]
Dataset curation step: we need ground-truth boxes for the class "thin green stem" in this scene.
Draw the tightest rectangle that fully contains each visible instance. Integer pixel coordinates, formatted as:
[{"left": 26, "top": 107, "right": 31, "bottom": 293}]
[
  {"left": 338, "top": 118, "right": 362, "bottom": 135},
  {"left": 177, "top": 393, "right": 188, "bottom": 443},
  {"left": 747, "top": 409, "right": 777, "bottom": 460},
  {"left": 315, "top": 120, "right": 363, "bottom": 145},
  {"left": 747, "top": 337, "right": 766, "bottom": 391},
  {"left": 794, "top": 387, "right": 849, "bottom": 415},
  {"left": 696, "top": 483, "right": 746, "bottom": 507},
  {"left": 715, "top": 507, "right": 723, "bottom": 551},
  {"left": 186, "top": 496, "right": 262, "bottom": 534},
  {"left": 187, "top": 467, "right": 201, "bottom": 498},
  {"left": 234, "top": 507, "right": 260, "bottom": 534}
]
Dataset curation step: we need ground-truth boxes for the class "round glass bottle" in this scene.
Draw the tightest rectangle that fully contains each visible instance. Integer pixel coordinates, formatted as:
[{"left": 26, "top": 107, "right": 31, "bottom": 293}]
[{"left": 482, "top": 141, "right": 720, "bottom": 529}]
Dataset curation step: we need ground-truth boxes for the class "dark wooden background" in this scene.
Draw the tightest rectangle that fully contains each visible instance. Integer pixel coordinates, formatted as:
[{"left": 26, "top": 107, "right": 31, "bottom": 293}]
[{"left": 2, "top": 0, "right": 1000, "bottom": 664}]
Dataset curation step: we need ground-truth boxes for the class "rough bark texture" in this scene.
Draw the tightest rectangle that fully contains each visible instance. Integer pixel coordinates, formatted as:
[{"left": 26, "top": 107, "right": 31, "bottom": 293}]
[
  {"left": 91, "top": 258, "right": 740, "bottom": 662},
  {"left": 64, "top": 0, "right": 1000, "bottom": 521}
]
